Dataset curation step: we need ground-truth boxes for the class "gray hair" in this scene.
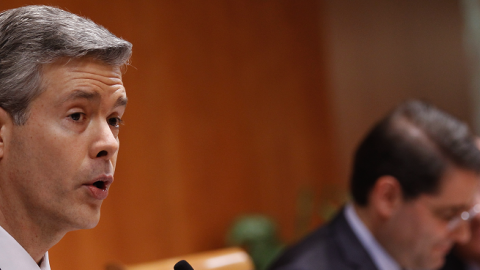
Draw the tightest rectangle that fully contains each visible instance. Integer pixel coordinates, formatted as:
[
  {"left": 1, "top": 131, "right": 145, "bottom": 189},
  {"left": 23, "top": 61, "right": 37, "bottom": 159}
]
[{"left": 0, "top": 5, "right": 132, "bottom": 124}]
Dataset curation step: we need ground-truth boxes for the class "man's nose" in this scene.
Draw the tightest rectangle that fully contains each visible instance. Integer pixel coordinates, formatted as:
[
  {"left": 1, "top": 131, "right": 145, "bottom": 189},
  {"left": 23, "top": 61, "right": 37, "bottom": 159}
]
[
  {"left": 90, "top": 120, "right": 119, "bottom": 160},
  {"left": 451, "top": 220, "right": 472, "bottom": 244}
]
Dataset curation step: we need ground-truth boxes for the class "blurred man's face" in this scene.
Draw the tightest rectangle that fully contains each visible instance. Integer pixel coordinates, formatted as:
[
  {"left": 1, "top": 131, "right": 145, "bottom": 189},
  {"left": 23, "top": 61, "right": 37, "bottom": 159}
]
[
  {"left": 452, "top": 139, "right": 480, "bottom": 264},
  {"left": 0, "top": 58, "right": 127, "bottom": 233},
  {"left": 451, "top": 194, "right": 480, "bottom": 263},
  {"left": 383, "top": 167, "right": 479, "bottom": 269}
]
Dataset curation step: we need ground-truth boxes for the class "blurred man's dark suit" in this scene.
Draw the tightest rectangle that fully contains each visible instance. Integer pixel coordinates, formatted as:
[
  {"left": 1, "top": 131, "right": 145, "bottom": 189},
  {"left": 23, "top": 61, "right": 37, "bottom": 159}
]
[{"left": 268, "top": 208, "right": 378, "bottom": 270}]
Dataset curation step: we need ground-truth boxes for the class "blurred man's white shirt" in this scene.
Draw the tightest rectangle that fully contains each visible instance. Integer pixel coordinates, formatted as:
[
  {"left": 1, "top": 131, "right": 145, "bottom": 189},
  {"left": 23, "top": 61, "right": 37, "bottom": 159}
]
[
  {"left": 345, "top": 203, "right": 403, "bottom": 270},
  {"left": 468, "top": 263, "right": 480, "bottom": 270}
]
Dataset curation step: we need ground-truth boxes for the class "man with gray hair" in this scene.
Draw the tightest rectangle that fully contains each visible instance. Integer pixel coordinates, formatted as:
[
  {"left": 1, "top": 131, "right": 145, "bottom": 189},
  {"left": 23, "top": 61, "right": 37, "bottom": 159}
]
[{"left": 0, "top": 5, "right": 132, "bottom": 269}]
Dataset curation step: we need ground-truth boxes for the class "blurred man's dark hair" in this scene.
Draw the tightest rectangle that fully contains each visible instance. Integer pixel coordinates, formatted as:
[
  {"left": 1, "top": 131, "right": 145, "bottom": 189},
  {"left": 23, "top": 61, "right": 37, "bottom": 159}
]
[{"left": 351, "top": 100, "right": 480, "bottom": 206}]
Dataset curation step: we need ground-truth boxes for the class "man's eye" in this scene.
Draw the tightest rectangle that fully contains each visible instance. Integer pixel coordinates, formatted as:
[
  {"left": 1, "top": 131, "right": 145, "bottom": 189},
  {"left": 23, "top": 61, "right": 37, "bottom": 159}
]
[
  {"left": 108, "top": 117, "right": 123, "bottom": 128},
  {"left": 436, "top": 211, "right": 459, "bottom": 222},
  {"left": 441, "top": 214, "right": 457, "bottom": 222},
  {"left": 69, "top": 113, "right": 84, "bottom": 121}
]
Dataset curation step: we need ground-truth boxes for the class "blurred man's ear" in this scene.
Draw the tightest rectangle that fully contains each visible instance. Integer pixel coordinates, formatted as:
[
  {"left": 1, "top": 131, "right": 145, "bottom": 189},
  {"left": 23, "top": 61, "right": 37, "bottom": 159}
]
[
  {"left": 0, "top": 107, "right": 11, "bottom": 159},
  {"left": 369, "top": 176, "right": 403, "bottom": 219}
]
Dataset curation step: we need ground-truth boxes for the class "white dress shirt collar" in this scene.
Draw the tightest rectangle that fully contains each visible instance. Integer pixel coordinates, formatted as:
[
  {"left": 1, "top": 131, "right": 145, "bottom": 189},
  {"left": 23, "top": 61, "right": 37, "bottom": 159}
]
[
  {"left": 0, "top": 225, "right": 51, "bottom": 270},
  {"left": 344, "top": 203, "right": 402, "bottom": 270}
]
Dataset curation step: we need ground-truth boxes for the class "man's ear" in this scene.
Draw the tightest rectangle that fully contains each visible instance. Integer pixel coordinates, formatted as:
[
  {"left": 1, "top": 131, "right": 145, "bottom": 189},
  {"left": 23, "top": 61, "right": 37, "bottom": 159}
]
[
  {"left": 0, "top": 107, "right": 12, "bottom": 159},
  {"left": 369, "top": 175, "right": 403, "bottom": 219}
]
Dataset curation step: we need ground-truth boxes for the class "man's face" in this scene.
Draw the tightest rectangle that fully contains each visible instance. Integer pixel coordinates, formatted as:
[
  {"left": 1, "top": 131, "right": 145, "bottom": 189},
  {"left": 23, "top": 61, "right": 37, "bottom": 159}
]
[
  {"left": 451, "top": 194, "right": 480, "bottom": 263},
  {"left": 0, "top": 58, "right": 127, "bottom": 233},
  {"left": 382, "top": 167, "right": 479, "bottom": 269}
]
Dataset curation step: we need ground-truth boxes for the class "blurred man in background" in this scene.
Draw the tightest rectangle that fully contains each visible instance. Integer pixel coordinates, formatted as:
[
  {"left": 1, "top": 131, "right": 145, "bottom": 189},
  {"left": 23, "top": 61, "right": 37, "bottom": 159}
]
[
  {"left": 0, "top": 5, "right": 131, "bottom": 269},
  {"left": 269, "top": 100, "right": 480, "bottom": 270}
]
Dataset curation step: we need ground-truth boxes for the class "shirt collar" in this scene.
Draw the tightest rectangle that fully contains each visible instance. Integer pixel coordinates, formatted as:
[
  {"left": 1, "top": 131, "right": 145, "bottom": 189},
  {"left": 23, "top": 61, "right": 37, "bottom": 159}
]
[
  {"left": 344, "top": 203, "right": 402, "bottom": 270},
  {"left": 0, "top": 225, "right": 51, "bottom": 270}
]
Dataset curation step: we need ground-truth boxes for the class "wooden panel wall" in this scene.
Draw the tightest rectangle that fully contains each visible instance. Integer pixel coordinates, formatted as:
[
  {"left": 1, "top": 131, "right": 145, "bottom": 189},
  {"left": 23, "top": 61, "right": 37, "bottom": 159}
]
[
  {"left": 0, "top": 1, "right": 336, "bottom": 270},
  {"left": 324, "top": 0, "right": 472, "bottom": 185}
]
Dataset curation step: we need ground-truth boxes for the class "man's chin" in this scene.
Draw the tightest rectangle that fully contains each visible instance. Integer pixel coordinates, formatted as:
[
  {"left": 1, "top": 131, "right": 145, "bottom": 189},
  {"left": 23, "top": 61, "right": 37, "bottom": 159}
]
[
  {"left": 423, "top": 254, "right": 446, "bottom": 270},
  {"left": 407, "top": 251, "right": 447, "bottom": 270},
  {"left": 84, "top": 218, "right": 100, "bottom": 229},
  {"left": 71, "top": 209, "right": 101, "bottom": 230},
  {"left": 83, "top": 214, "right": 101, "bottom": 229}
]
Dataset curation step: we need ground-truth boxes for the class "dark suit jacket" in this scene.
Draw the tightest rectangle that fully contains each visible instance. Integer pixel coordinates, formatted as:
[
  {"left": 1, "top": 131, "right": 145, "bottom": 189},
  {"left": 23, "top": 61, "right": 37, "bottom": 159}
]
[{"left": 268, "top": 208, "right": 379, "bottom": 270}]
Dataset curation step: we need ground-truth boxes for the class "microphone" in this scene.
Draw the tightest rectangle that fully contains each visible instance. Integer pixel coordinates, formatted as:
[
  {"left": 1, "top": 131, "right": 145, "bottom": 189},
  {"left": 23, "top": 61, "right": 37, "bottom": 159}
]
[{"left": 174, "top": 260, "right": 194, "bottom": 270}]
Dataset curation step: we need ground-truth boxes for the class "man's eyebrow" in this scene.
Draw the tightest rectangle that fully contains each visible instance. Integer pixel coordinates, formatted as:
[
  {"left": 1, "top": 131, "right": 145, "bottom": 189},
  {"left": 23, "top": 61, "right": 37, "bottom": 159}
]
[
  {"left": 114, "top": 96, "right": 128, "bottom": 108},
  {"left": 59, "top": 89, "right": 127, "bottom": 108},
  {"left": 436, "top": 205, "right": 470, "bottom": 214},
  {"left": 60, "top": 89, "right": 100, "bottom": 104}
]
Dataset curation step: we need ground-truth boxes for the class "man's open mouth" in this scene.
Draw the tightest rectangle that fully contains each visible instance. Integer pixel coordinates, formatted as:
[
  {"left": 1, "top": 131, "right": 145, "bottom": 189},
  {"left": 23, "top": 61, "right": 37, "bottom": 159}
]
[
  {"left": 92, "top": 180, "right": 107, "bottom": 190},
  {"left": 84, "top": 175, "right": 113, "bottom": 200}
]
